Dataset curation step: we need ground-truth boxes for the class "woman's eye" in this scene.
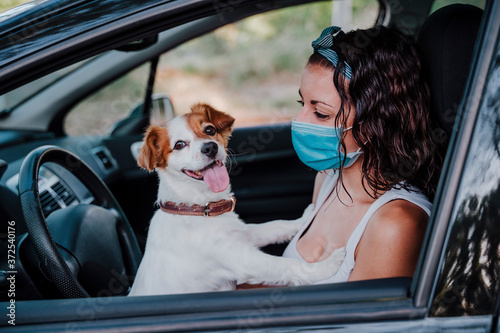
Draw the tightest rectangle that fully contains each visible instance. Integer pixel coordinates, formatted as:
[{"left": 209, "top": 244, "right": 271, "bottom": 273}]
[
  {"left": 174, "top": 141, "right": 187, "bottom": 150},
  {"left": 296, "top": 100, "right": 304, "bottom": 107},
  {"left": 314, "top": 111, "right": 330, "bottom": 119},
  {"left": 204, "top": 125, "right": 216, "bottom": 136}
]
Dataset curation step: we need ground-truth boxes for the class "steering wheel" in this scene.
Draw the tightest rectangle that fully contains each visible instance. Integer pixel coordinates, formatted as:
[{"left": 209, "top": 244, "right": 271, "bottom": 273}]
[{"left": 18, "top": 146, "right": 142, "bottom": 298}]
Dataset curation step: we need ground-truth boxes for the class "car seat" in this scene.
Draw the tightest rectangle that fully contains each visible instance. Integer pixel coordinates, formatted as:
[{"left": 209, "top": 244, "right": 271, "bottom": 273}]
[{"left": 417, "top": 4, "right": 483, "bottom": 135}]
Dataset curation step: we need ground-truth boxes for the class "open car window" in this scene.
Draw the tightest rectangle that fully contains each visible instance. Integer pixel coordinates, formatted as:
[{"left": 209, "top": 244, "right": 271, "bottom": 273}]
[
  {"left": 0, "top": 60, "right": 90, "bottom": 116},
  {"left": 64, "top": 62, "right": 151, "bottom": 136},
  {"left": 154, "top": 0, "right": 380, "bottom": 128},
  {"left": 61, "top": 0, "right": 380, "bottom": 135}
]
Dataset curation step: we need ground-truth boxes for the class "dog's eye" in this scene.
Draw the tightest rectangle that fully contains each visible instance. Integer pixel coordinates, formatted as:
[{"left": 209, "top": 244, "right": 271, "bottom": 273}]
[
  {"left": 204, "top": 125, "right": 216, "bottom": 136},
  {"left": 174, "top": 141, "right": 187, "bottom": 150}
]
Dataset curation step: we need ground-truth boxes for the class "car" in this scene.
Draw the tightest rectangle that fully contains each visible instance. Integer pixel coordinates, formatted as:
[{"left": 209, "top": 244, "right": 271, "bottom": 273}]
[{"left": 0, "top": 0, "right": 498, "bottom": 331}]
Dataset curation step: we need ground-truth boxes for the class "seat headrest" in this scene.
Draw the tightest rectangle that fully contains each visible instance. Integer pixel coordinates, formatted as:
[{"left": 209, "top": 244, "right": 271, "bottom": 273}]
[{"left": 417, "top": 4, "right": 483, "bottom": 134}]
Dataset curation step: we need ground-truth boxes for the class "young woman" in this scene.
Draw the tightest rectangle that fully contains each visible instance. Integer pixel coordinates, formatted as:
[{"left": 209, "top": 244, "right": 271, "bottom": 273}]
[{"left": 281, "top": 26, "right": 442, "bottom": 283}]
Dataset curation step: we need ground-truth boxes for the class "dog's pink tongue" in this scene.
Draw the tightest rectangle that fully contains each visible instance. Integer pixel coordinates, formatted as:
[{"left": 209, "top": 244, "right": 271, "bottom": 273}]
[{"left": 201, "top": 163, "right": 229, "bottom": 193}]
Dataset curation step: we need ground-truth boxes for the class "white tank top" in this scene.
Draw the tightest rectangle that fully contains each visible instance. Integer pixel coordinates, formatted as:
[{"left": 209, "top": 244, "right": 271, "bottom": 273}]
[{"left": 282, "top": 170, "right": 432, "bottom": 284}]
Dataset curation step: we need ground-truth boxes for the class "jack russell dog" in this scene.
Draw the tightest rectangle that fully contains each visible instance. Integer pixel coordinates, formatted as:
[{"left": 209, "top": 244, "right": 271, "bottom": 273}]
[{"left": 129, "top": 103, "right": 345, "bottom": 295}]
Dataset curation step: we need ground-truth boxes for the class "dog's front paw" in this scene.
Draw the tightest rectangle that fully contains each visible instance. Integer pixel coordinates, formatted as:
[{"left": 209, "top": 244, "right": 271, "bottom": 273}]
[
  {"left": 314, "top": 246, "right": 346, "bottom": 279},
  {"left": 291, "top": 203, "right": 315, "bottom": 228},
  {"left": 282, "top": 204, "right": 317, "bottom": 241},
  {"left": 300, "top": 203, "right": 316, "bottom": 222},
  {"left": 282, "top": 220, "right": 305, "bottom": 241},
  {"left": 327, "top": 247, "right": 346, "bottom": 272},
  {"left": 288, "top": 247, "right": 346, "bottom": 286}
]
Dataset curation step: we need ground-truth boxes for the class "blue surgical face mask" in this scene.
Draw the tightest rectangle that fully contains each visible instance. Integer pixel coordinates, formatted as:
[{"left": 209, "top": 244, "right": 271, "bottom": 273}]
[{"left": 291, "top": 119, "right": 362, "bottom": 171}]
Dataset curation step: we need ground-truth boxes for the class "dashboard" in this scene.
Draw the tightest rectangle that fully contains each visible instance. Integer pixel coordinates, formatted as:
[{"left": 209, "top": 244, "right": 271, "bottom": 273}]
[
  {"left": 0, "top": 132, "right": 147, "bottom": 236},
  {"left": 7, "top": 164, "right": 92, "bottom": 218},
  {"left": 0, "top": 131, "right": 157, "bottom": 300}
]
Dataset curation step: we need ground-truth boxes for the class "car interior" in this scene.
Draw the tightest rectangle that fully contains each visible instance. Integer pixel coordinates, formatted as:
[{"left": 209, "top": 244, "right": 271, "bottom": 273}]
[{"left": 0, "top": 0, "right": 490, "bottom": 323}]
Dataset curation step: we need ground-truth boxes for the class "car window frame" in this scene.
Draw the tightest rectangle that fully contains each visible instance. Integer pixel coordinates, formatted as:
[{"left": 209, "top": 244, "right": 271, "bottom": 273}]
[
  {"left": 412, "top": 0, "right": 500, "bottom": 311},
  {"left": 4, "top": 0, "right": 500, "bottom": 331},
  {"left": 425, "top": 0, "right": 500, "bottom": 317}
]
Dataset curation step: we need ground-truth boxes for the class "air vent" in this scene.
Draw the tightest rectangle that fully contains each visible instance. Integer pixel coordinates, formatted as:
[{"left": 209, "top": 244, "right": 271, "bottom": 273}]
[
  {"left": 93, "top": 147, "right": 117, "bottom": 172},
  {"left": 39, "top": 180, "right": 78, "bottom": 217},
  {"left": 51, "top": 181, "right": 76, "bottom": 206},
  {"left": 39, "top": 190, "right": 60, "bottom": 217}
]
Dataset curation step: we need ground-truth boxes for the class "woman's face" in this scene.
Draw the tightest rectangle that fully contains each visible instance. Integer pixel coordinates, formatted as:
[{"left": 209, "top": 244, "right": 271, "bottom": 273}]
[{"left": 297, "top": 64, "right": 359, "bottom": 153}]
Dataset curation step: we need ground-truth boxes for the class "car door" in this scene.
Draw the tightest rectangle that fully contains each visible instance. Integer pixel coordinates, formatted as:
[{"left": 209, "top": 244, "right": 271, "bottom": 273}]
[
  {"left": 417, "top": 0, "right": 500, "bottom": 330},
  {"left": 2, "top": 0, "right": 500, "bottom": 332}
]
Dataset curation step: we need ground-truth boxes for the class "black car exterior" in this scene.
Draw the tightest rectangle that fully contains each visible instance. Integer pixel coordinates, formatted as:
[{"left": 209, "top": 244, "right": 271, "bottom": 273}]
[{"left": 0, "top": 0, "right": 498, "bottom": 331}]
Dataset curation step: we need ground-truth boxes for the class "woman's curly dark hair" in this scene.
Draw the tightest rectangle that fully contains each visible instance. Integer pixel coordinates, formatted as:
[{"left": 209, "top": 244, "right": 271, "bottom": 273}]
[{"left": 308, "top": 26, "right": 443, "bottom": 200}]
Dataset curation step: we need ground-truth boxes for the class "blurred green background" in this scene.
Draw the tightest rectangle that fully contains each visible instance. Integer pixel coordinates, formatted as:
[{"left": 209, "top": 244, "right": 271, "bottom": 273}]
[
  {"left": 0, "top": 0, "right": 31, "bottom": 13},
  {"left": 152, "top": 1, "right": 379, "bottom": 127},
  {"left": 0, "top": 0, "right": 486, "bottom": 134}
]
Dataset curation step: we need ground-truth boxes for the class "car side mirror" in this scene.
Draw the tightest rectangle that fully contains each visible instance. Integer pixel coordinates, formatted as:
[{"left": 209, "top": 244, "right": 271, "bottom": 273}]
[
  {"left": 109, "top": 94, "right": 175, "bottom": 136},
  {"left": 149, "top": 93, "right": 175, "bottom": 125}
]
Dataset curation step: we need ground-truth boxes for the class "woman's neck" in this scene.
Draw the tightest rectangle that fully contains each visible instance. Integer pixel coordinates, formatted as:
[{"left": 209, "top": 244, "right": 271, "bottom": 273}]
[{"left": 336, "top": 157, "right": 379, "bottom": 205}]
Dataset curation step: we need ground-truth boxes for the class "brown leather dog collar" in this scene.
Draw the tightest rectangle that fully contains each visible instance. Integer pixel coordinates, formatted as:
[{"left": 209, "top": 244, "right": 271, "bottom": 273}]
[{"left": 159, "top": 197, "right": 236, "bottom": 217}]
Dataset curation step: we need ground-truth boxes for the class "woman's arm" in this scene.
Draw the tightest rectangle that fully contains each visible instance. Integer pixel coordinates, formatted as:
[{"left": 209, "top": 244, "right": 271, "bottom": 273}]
[{"left": 348, "top": 199, "right": 428, "bottom": 281}]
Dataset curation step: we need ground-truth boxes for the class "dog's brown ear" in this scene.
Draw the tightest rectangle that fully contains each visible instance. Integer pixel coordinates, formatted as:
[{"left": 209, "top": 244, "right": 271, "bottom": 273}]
[
  {"left": 190, "top": 103, "right": 235, "bottom": 147},
  {"left": 204, "top": 105, "right": 235, "bottom": 133},
  {"left": 191, "top": 103, "right": 235, "bottom": 133},
  {"left": 137, "top": 125, "right": 170, "bottom": 171}
]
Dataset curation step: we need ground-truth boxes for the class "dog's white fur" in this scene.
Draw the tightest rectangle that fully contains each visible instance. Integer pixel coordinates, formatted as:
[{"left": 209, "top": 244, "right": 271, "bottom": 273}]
[{"left": 129, "top": 104, "right": 345, "bottom": 296}]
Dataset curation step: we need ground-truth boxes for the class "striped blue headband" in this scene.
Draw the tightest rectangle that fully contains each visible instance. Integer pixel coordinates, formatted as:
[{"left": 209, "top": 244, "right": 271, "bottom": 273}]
[{"left": 312, "top": 26, "right": 353, "bottom": 80}]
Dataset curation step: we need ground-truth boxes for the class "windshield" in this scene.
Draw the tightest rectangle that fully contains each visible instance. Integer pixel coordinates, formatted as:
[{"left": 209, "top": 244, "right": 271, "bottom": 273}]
[{"left": 0, "top": 59, "right": 90, "bottom": 115}]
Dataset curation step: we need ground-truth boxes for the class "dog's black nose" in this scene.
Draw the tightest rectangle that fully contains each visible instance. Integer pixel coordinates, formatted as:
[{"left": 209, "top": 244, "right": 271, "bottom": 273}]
[{"left": 201, "top": 142, "right": 218, "bottom": 158}]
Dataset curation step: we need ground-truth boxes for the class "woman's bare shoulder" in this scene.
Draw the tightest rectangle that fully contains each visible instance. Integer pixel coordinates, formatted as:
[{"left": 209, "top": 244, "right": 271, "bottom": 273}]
[
  {"left": 365, "top": 199, "right": 428, "bottom": 245},
  {"left": 349, "top": 199, "right": 429, "bottom": 281},
  {"left": 373, "top": 199, "right": 428, "bottom": 227}
]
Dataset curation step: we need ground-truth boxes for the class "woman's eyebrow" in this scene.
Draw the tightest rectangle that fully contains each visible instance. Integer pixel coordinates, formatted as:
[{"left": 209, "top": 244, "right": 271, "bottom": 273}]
[
  {"left": 311, "top": 100, "right": 334, "bottom": 109},
  {"left": 298, "top": 89, "right": 335, "bottom": 109}
]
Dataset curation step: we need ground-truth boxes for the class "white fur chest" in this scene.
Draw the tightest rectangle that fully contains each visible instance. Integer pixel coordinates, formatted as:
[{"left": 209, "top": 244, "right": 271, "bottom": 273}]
[{"left": 129, "top": 210, "right": 248, "bottom": 295}]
